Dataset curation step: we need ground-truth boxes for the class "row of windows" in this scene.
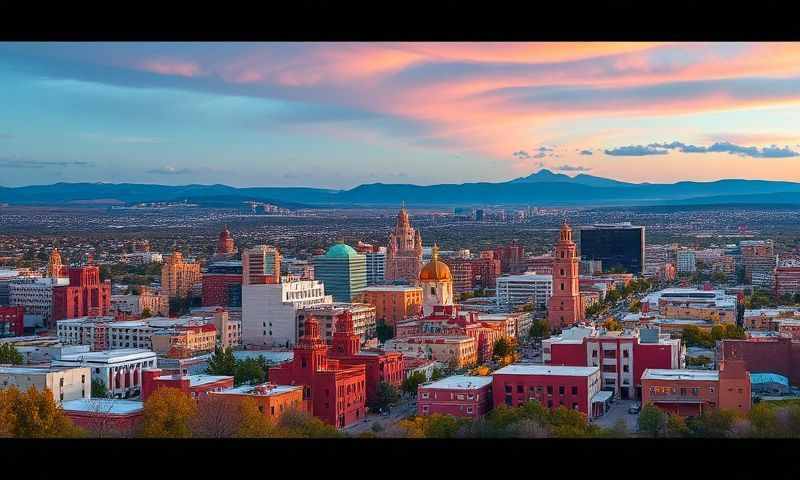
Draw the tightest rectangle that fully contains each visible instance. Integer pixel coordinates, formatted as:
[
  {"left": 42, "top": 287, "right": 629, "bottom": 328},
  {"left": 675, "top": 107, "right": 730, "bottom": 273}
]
[{"left": 505, "top": 384, "right": 580, "bottom": 396}]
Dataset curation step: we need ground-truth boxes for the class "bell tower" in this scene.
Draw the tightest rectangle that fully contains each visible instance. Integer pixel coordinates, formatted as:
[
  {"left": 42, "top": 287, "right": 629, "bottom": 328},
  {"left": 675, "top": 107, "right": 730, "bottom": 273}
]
[{"left": 547, "top": 220, "right": 584, "bottom": 329}]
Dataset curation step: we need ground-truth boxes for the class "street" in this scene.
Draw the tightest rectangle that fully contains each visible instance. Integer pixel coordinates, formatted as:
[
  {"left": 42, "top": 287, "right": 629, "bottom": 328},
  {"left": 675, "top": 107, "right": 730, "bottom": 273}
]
[
  {"left": 591, "top": 399, "right": 639, "bottom": 433},
  {"left": 342, "top": 398, "right": 417, "bottom": 435}
]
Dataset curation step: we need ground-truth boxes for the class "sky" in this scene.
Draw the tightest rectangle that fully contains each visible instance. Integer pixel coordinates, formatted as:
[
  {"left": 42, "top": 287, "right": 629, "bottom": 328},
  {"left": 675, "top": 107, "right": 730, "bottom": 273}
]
[{"left": 2, "top": 42, "right": 800, "bottom": 189}]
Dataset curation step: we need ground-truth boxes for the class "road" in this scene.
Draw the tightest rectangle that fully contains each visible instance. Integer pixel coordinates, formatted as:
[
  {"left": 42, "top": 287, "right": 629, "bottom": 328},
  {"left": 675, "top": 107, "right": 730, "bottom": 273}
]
[
  {"left": 591, "top": 399, "right": 640, "bottom": 433},
  {"left": 342, "top": 398, "right": 417, "bottom": 435}
]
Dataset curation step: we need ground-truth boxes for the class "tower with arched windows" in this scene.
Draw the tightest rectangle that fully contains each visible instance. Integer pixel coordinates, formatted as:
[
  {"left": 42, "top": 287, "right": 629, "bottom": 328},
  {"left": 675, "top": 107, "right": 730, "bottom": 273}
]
[{"left": 547, "top": 220, "right": 584, "bottom": 329}]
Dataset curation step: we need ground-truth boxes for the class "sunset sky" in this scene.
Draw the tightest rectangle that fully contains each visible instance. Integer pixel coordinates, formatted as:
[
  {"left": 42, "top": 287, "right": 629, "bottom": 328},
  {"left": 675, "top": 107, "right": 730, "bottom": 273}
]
[{"left": 2, "top": 42, "right": 800, "bottom": 189}]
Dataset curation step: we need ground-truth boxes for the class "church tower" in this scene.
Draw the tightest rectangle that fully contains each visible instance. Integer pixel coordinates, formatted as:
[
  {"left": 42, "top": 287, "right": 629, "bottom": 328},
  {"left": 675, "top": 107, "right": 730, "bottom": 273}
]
[
  {"left": 419, "top": 244, "right": 453, "bottom": 315},
  {"left": 547, "top": 220, "right": 584, "bottom": 329},
  {"left": 385, "top": 205, "right": 423, "bottom": 284},
  {"left": 331, "top": 311, "right": 361, "bottom": 357},
  {"left": 47, "top": 247, "right": 65, "bottom": 278}
]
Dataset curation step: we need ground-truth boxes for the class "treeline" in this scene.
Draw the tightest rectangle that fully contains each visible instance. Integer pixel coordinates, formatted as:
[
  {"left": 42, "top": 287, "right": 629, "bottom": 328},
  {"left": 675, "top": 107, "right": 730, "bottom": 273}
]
[{"left": 681, "top": 324, "right": 746, "bottom": 349}]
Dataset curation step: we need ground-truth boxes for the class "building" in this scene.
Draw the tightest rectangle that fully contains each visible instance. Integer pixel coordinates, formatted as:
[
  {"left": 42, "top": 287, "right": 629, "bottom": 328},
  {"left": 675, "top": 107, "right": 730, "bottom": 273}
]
[
  {"left": 548, "top": 221, "right": 585, "bottom": 329},
  {"left": 383, "top": 335, "right": 477, "bottom": 368},
  {"left": 526, "top": 254, "right": 555, "bottom": 276},
  {"left": 775, "top": 259, "right": 800, "bottom": 297},
  {"left": 471, "top": 252, "right": 501, "bottom": 290},
  {"left": 214, "top": 225, "right": 237, "bottom": 259},
  {"left": 52, "top": 266, "right": 112, "bottom": 324},
  {"left": 141, "top": 369, "right": 234, "bottom": 401},
  {"left": 384, "top": 206, "right": 423, "bottom": 284},
  {"left": 494, "top": 242, "right": 526, "bottom": 274},
  {"left": 110, "top": 287, "right": 169, "bottom": 319},
  {"left": 151, "top": 323, "right": 217, "bottom": 358},
  {"left": 202, "top": 260, "right": 243, "bottom": 308},
  {"left": 161, "top": 251, "right": 202, "bottom": 298},
  {"left": 676, "top": 249, "right": 697, "bottom": 274},
  {"left": 718, "top": 336, "right": 800, "bottom": 386},
  {"left": 190, "top": 307, "right": 241, "bottom": 349},
  {"left": 641, "top": 288, "right": 739, "bottom": 325},
  {"left": 242, "top": 245, "right": 281, "bottom": 285},
  {"left": 0, "top": 365, "right": 90, "bottom": 405},
  {"left": 579, "top": 222, "right": 645, "bottom": 275},
  {"left": 282, "top": 258, "right": 314, "bottom": 281},
  {"left": 210, "top": 383, "right": 304, "bottom": 420},
  {"left": 740, "top": 240, "right": 777, "bottom": 284},
  {"left": 543, "top": 326, "right": 683, "bottom": 400},
  {"left": 269, "top": 316, "right": 367, "bottom": 428},
  {"left": 53, "top": 348, "right": 157, "bottom": 399},
  {"left": 0, "top": 306, "right": 24, "bottom": 338},
  {"left": 356, "top": 242, "right": 386, "bottom": 286},
  {"left": 296, "top": 303, "right": 376, "bottom": 343},
  {"left": 242, "top": 278, "right": 332, "bottom": 348},
  {"left": 61, "top": 398, "right": 143, "bottom": 437},
  {"left": 496, "top": 273, "right": 552, "bottom": 311},
  {"left": 313, "top": 242, "right": 367, "bottom": 303},
  {"left": 580, "top": 260, "right": 603, "bottom": 276},
  {"left": 9, "top": 277, "right": 69, "bottom": 329},
  {"left": 359, "top": 285, "right": 422, "bottom": 329},
  {"left": 417, "top": 375, "right": 493, "bottom": 418},
  {"left": 443, "top": 257, "right": 474, "bottom": 295},
  {"left": 641, "top": 360, "right": 751, "bottom": 417},
  {"left": 419, "top": 245, "right": 454, "bottom": 315},
  {"left": 491, "top": 364, "right": 608, "bottom": 419}
]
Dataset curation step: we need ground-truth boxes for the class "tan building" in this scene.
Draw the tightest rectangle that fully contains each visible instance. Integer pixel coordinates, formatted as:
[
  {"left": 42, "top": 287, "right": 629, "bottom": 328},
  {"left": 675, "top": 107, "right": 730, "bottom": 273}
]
[
  {"left": 296, "top": 303, "right": 376, "bottom": 343},
  {"left": 0, "top": 365, "right": 90, "bottom": 405},
  {"left": 359, "top": 285, "right": 423, "bottom": 328},
  {"left": 111, "top": 287, "right": 169, "bottom": 318},
  {"left": 661, "top": 304, "right": 736, "bottom": 324},
  {"left": 384, "top": 335, "right": 477, "bottom": 369},
  {"left": 161, "top": 251, "right": 202, "bottom": 298},
  {"left": 210, "top": 383, "right": 304, "bottom": 421},
  {"left": 384, "top": 207, "right": 423, "bottom": 284},
  {"left": 151, "top": 324, "right": 217, "bottom": 359}
]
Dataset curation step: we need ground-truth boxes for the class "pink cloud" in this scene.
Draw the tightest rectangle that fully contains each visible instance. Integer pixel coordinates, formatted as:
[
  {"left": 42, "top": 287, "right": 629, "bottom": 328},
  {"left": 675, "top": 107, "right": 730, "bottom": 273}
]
[{"left": 138, "top": 59, "right": 202, "bottom": 77}]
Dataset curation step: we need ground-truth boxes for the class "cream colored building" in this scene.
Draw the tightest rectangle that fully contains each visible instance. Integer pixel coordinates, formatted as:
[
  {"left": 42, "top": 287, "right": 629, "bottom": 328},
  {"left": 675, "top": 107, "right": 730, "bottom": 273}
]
[
  {"left": 0, "top": 366, "right": 90, "bottom": 405},
  {"left": 384, "top": 335, "right": 477, "bottom": 368},
  {"left": 161, "top": 251, "right": 202, "bottom": 298},
  {"left": 419, "top": 245, "right": 454, "bottom": 316}
]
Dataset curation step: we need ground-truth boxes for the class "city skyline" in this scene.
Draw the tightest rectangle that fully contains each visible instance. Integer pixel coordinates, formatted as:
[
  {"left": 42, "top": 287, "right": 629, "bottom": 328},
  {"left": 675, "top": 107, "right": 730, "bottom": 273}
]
[{"left": 3, "top": 42, "right": 800, "bottom": 188}]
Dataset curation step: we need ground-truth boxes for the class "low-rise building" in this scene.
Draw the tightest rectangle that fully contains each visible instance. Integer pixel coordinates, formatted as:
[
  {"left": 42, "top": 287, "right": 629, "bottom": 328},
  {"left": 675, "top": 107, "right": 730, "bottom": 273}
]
[
  {"left": 150, "top": 323, "right": 217, "bottom": 359},
  {"left": 210, "top": 383, "right": 304, "bottom": 420},
  {"left": 0, "top": 365, "right": 90, "bottom": 405},
  {"left": 417, "top": 375, "right": 493, "bottom": 418},
  {"left": 62, "top": 398, "right": 144, "bottom": 437},
  {"left": 53, "top": 348, "right": 157, "bottom": 400},
  {"left": 384, "top": 335, "right": 477, "bottom": 369},
  {"left": 359, "top": 285, "right": 423, "bottom": 328},
  {"left": 495, "top": 273, "right": 553, "bottom": 311},
  {"left": 141, "top": 368, "right": 234, "bottom": 401}
]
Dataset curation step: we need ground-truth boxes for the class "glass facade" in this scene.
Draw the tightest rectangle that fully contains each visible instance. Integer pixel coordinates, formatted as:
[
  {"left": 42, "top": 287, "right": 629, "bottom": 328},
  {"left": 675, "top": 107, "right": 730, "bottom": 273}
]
[
  {"left": 579, "top": 226, "right": 645, "bottom": 274},
  {"left": 313, "top": 256, "right": 367, "bottom": 303}
]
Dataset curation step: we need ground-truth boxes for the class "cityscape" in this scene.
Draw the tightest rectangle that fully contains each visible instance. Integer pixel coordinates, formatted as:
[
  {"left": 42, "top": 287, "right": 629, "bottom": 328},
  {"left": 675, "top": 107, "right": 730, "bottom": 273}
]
[{"left": 3, "top": 42, "right": 800, "bottom": 440}]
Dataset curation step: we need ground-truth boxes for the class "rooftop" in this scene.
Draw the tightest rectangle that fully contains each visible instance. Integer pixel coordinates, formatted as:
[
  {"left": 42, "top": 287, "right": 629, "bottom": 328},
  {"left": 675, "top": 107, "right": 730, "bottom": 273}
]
[
  {"left": 641, "top": 369, "right": 719, "bottom": 381},
  {"left": 497, "top": 273, "right": 553, "bottom": 282},
  {"left": 0, "top": 365, "right": 86, "bottom": 375},
  {"left": 214, "top": 383, "right": 302, "bottom": 396},
  {"left": 154, "top": 374, "right": 233, "bottom": 387},
  {"left": 750, "top": 372, "right": 790, "bottom": 386},
  {"left": 55, "top": 348, "right": 156, "bottom": 364},
  {"left": 61, "top": 399, "right": 144, "bottom": 415},
  {"left": 362, "top": 285, "right": 422, "bottom": 292},
  {"left": 422, "top": 375, "right": 493, "bottom": 390},
  {"left": 493, "top": 364, "right": 599, "bottom": 377},
  {"left": 322, "top": 242, "right": 361, "bottom": 259}
]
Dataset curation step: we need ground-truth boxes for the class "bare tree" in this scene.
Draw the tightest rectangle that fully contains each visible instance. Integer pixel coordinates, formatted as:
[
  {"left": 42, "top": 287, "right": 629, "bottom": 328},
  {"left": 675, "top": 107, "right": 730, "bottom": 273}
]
[
  {"left": 83, "top": 398, "right": 124, "bottom": 438},
  {"left": 191, "top": 395, "right": 244, "bottom": 438}
]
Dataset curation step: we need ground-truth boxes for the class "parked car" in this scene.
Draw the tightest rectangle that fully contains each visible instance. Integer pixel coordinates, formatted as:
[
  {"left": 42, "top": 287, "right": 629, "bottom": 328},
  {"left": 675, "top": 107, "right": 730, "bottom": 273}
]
[{"left": 628, "top": 403, "right": 641, "bottom": 414}]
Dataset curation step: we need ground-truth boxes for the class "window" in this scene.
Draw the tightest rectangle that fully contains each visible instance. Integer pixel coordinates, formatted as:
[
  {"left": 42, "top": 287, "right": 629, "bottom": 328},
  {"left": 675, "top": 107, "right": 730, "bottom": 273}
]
[
  {"left": 258, "top": 405, "right": 264, "bottom": 413},
  {"left": 81, "top": 375, "right": 85, "bottom": 384},
  {"left": 505, "top": 384, "right": 512, "bottom": 393},
  {"left": 558, "top": 386, "right": 565, "bottom": 395},
  {"left": 466, "top": 407, "right": 473, "bottom": 414},
  {"left": 270, "top": 406, "right": 275, "bottom": 415},
  {"left": 571, "top": 386, "right": 578, "bottom": 395},
  {"left": 547, "top": 400, "right": 553, "bottom": 408},
  {"left": 622, "top": 365, "right": 629, "bottom": 373},
  {"left": 546, "top": 385, "right": 553, "bottom": 395},
  {"left": 516, "top": 385, "right": 523, "bottom": 394},
  {"left": 505, "top": 395, "right": 512, "bottom": 406},
  {"left": 622, "top": 350, "right": 630, "bottom": 358}
]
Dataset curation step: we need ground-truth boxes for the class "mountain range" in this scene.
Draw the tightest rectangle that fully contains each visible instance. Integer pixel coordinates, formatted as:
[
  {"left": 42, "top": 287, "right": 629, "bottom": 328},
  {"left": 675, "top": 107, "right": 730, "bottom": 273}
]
[{"left": 4, "top": 170, "right": 800, "bottom": 208}]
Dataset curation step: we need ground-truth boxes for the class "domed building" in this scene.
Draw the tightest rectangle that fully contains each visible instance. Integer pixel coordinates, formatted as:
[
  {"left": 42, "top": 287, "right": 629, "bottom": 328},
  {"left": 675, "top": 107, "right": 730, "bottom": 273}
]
[
  {"left": 419, "top": 244, "right": 453, "bottom": 315},
  {"left": 312, "top": 241, "right": 367, "bottom": 303}
]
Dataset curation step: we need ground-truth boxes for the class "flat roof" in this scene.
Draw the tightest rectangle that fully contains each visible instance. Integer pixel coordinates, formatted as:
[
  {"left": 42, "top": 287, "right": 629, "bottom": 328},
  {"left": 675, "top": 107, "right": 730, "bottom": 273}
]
[
  {"left": 497, "top": 273, "right": 553, "bottom": 282},
  {"left": 422, "top": 375, "right": 493, "bottom": 390},
  {"left": 56, "top": 348, "right": 156, "bottom": 363},
  {"left": 233, "top": 350, "right": 293, "bottom": 363},
  {"left": 362, "top": 285, "right": 422, "bottom": 292},
  {"left": 592, "top": 390, "right": 614, "bottom": 403},
  {"left": 750, "top": 373, "right": 790, "bottom": 386},
  {"left": 214, "top": 384, "right": 302, "bottom": 396},
  {"left": 155, "top": 374, "right": 233, "bottom": 387},
  {"left": 0, "top": 365, "right": 86, "bottom": 375},
  {"left": 493, "top": 364, "right": 599, "bottom": 377},
  {"left": 641, "top": 369, "right": 719, "bottom": 381},
  {"left": 61, "top": 399, "right": 143, "bottom": 415}
]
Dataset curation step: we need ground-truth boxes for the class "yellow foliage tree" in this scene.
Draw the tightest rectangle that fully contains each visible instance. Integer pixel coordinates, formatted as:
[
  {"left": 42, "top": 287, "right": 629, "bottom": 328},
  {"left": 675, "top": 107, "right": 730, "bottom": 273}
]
[
  {"left": 139, "top": 387, "right": 197, "bottom": 438},
  {"left": 0, "top": 386, "right": 84, "bottom": 438},
  {"left": 235, "top": 397, "right": 281, "bottom": 438}
]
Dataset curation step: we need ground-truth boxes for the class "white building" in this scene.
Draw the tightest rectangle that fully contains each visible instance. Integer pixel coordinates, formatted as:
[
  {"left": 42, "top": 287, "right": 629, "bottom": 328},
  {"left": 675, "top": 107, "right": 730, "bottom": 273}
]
[
  {"left": 57, "top": 316, "right": 210, "bottom": 351},
  {"left": 0, "top": 365, "right": 90, "bottom": 405},
  {"left": 242, "top": 279, "right": 332, "bottom": 348},
  {"left": 53, "top": 348, "right": 157, "bottom": 400},
  {"left": 9, "top": 277, "right": 69, "bottom": 328},
  {"left": 365, "top": 249, "right": 386, "bottom": 285},
  {"left": 124, "top": 252, "right": 163, "bottom": 265},
  {"left": 676, "top": 249, "right": 697, "bottom": 273},
  {"left": 495, "top": 273, "right": 553, "bottom": 311}
]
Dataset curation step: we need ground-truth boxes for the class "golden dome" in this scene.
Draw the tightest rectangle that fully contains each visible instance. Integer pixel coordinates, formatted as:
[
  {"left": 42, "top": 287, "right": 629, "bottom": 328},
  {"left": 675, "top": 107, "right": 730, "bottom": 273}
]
[{"left": 419, "top": 244, "right": 452, "bottom": 282}]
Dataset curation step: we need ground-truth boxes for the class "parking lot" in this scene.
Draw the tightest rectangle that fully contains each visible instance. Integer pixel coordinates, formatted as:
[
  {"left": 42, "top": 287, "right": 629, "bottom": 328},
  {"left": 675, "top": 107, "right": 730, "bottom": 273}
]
[{"left": 591, "top": 399, "right": 640, "bottom": 433}]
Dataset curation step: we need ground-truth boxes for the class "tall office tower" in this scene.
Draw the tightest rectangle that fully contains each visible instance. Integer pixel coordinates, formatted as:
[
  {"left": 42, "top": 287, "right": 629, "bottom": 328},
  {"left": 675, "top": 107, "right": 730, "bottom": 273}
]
[
  {"left": 419, "top": 245, "right": 453, "bottom": 316},
  {"left": 548, "top": 221, "right": 584, "bottom": 329},
  {"left": 313, "top": 242, "right": 367, "bottom": 303},
  {"left": 494, "top": 242, "right": 526, "bottom": 274},
  {"left": 161, "top": 251, "right": 202, "bottom": 298},
  {"left": 385, "top": 206, "right": 423, "bottom": 284},
  {"left": 579, "top": 222, "right": 646, "bottom": 275},
  {"left": 356, "top": 242, "right": 386, "bottom": 286},
  {"left": 202, "top": 261, "right": 243, "bottom": 308},
  {"left": 676, "top": 249, "right": 697, "bottom": 273},
  {"left": 242, "top": 245, "right": 282, "bottom": 285},
  {"left": 47, "top": 248, "right": 66, "bottom": 278},
  {"left": 740, "top": 240, "right": 777, "bottom": 286}
]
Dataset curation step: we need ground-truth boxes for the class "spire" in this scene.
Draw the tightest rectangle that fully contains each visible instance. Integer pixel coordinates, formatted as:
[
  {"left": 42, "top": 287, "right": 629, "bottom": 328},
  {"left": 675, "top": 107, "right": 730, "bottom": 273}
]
[{"left": 432, "top": 242, "right": 440, "bottom": 261}]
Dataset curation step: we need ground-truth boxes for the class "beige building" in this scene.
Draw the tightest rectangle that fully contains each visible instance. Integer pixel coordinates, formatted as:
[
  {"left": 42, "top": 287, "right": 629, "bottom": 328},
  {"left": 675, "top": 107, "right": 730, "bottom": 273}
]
[
  {"left": 151, "top": 324, "right": 217, "bottom": 358},
  {"left": 296, "top": 302, "right": 377, "bottom": 343},
  {"left": 0, "top": 365, "right": 90, "bottom": 405},
  {"left": 111, "top": 287, "right": 169, "bottom": 318},
  {"left": 161, "top": 251, "right": 202, "bottom": 298},
  {"left": 384, "top": 335, "right": 477, "bottom": 369}
]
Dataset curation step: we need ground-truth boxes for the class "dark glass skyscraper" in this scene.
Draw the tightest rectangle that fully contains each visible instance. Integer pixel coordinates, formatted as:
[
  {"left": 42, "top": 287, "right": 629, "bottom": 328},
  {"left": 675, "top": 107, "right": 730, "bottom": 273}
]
[{"left": 578, "top": 223, "right": 645, "bottom": 275}]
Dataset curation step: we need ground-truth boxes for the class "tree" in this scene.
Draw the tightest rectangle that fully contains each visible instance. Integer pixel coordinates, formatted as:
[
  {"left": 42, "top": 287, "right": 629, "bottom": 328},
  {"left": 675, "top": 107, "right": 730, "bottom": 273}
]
[
  {"left": 548, "top": 406, "right": 598, "bottom": 438},
  {"left": 638, "top": 403, "right": 667, "bottom": 438},
  {"left": 431, "top": 367, "right": 446, "bottom": 381},
  {"left": 0, "top": 343, "right": 23, "bottom": 365},
  {"left": 192, "top": 395, "right": 249, "bottom": 438},
  {"left": 369, "top": 381, "right": 400, "bottom": 412},
  {"left": 402, "top": 371, "right": 428, "bottom": 396},
  {"left": 276, "top": 408, "right": 341, "bottom": 438},
  {"left": 492, "top": 337, "right": 513, "bottom": 361},
  {"left": 91, "top": 379, "right": 107, "bottom": 398},
  {"left": 528, "top": 320, "right": 550, "bottom": 344},
  {"left": 140, "top": 308, "right": 152, "bottom": 319},
  {"left": 628, "top": 299, "right": 642, "bottom": 313},
  {"left": 665, "top": 415, "right": 690, "bottom": 438},
  {"left": 235, "top": 397, "right": 278, "bottom": 438},
  {"left": 206, "top": 346, "right": 236, "bottom": 377},
  {"left": 686, "top": 409, "right": 736, "bottom": 438},
  {"left": 234, "top": 357, "right": 269, "bottom": 386},
  {"left": 747, "top": 403, "right": 780, "bottom": 438},
  {"left": 375, "top": 323, "right": 394, "bottom": 343},
  {"left": 0, "top": 386, "right": 84, "bottom": 438},
  {"left": 602, "top": 318, "right": 623, "bottom": 331},
  {"left": 139, "top": 387, "right": 197, "bottom": 438},
  {"left": 424, "top": 414, "right": 467, "bottom": 438}
]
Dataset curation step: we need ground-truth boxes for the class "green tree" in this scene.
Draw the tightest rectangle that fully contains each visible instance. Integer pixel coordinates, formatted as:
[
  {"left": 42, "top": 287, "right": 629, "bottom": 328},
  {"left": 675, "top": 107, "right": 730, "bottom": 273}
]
[
  {"left": 0, "top": 343, "right": 24, "bottom": 365},
  {"left": 492, "top": 337, "right": 513, "bottom": 360},
  {"left": 91, "top": 379, "right": 107, "bottom": 398},
  {"left": 548, "top": 406, "right": 598, "bottom": 438},
  {"left": 276, "top": 408, "right": 341, "bottom": 438},
  {"left": 686, "top": 409, "right": 736, "bottom": 438},
  {"left": 528, "top": 320, "right": 550, "bottom": 344},
  {"left": 234, "top": 357, "right": 269, "bottom": 386},
  {"left": 140, "top": 308, "right": 153, "bottom": 319},
  {"left": 375, "top": 322, "right": 394, "bottom": 343},
  {"left": 665, "top": 414, "right": 690, "bottom": 438},
  {"left": 638, "top": 403, "right": 667, "bottom": 438},
  {"left": 430, "top": 367, "right": 446, "bottom": 381},
  {"left": 369, "top": 381, "right": 401, "bottom": 412},
  {"left": 206, "top": 346, "right": 236, "bottom": 376},
  {"left": 402, "top": 371, "right": 427, "bottom": 396},
  {"left": 424, "top": 414, "right": 467, "bottom": 438}
]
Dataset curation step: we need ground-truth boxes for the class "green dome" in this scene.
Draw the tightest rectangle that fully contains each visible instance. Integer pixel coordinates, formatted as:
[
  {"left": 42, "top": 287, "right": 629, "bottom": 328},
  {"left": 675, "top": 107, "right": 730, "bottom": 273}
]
[{"left": 325, "top": 242, "right": 359, "bottom": 258}]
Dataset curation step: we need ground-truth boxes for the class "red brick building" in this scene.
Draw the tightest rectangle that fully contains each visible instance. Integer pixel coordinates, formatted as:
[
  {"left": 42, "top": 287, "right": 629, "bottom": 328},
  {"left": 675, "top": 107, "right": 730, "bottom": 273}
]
[
  {"left": 544, "top": 326, "right": 683, "bottom": 400},
  {"left": 775, "top": 262, "right": 800, "bottom": 297},
  {"left": 719, "top": 336, "right": 800, "bottom": 386},
  {"left": 52, "top": 266, "right": 111, "bottom": 324},
  {"left": 417, "top": 375, "right": 493, "bottom": 418},
  {"left": 547, "top": 221, "right": 584, "bottom": 329},
  {"left": 62, "top": 398, "right": 143, "bottom": 437},
  {"left": 327, "top": 310, "right": 404, "bottom": 405},
  {"left": 216, "top": 226, "right": 236, "bottom": 256},
  {"left": 471, "top": 252, "right": 501, "bottom": 290},
  {"left": 641, "top": 360, "right": 751, "bottom": 417},
  {"left": 491, "top": 364, "right": 607, "bottom": 418},
  {"left": 269, "top": 316, "right": 367, "bottom": 428},
  {"left": 140, "top": 369, "right": 234, "bottom": 401},
  {"left": 202, "top": 261, "right": 243, "bottom": 308},
  {"left": 443, "top": 257, "right": 474, "bottom": 295},
  {"left": 494, "top": 242, "right": 525, "bottom": 274},
  {"left": 0, "top": 306, "right": 24, "bottom": 337}
]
